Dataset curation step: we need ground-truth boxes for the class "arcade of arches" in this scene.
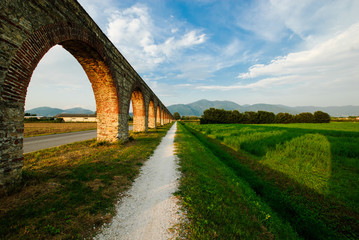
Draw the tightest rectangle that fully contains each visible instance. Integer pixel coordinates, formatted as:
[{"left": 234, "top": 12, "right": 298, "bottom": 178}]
[{"left": 0, "top": 0, "right": 174, "bottom": 187}]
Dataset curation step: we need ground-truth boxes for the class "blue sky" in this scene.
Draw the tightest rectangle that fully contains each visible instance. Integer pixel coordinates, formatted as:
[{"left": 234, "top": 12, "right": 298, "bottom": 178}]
[{"left": 25, "top": 0, "right": 359, "bottom": 111}]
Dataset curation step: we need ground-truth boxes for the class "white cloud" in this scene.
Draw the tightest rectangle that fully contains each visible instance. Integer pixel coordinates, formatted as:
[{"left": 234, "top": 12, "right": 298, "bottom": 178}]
[
  {"left": 106, "top": 4, "right": 206, "bottom": 72},
  {"left": 238, "top": 22, "right": 359, "bottom": 79},
  {"left": 235, "top": 0, "right": 359, "bottom": 43},
  {"left": 198, "top": 22, "right": 359, "bottom": 93},
  {"left": 26, "top": 45, "right": 96, "bottom": 111}
]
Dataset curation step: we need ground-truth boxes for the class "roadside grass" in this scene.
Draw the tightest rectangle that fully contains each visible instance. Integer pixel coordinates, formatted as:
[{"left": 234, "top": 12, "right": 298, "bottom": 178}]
[
  {"left": 24, "top": 122, "right": 97, "bottom": 137},
  {"left": 185, "top": 122, "right": 359, "bottom": 239},
  {"left": 0, "top": 124, "right": 172, "bottom": 239},
  {"left": 175, "top": 122, "right": 300, "bottom": 239}
]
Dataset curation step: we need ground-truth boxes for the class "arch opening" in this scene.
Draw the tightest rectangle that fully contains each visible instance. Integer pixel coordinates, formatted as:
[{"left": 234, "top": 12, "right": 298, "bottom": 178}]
[
  {"left": 25, "top": 45, "right": 96, "bottom": 113},
  {"left": 60, "top": 41, "right": 120, "bottom": 142},
  {"left": 148, "top": 100, "right": 156, "bottom": 129},
  {"left": 131, "top": 88, "right": 146, "bottom": 132}
]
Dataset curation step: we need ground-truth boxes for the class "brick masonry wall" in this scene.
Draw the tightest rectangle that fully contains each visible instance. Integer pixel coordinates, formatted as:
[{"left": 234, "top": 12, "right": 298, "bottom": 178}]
[{"left": 0, "top": 0, "right": 173, "bottom": 187}]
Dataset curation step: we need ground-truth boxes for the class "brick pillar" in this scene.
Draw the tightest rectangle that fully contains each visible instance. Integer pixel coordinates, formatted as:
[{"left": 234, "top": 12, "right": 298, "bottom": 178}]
[
  {"left": 132, "top": 90, "right": 146, "bottom": 132},
  {"left": 156, "top": 105, "right": 161, "bottom": 127},
  {"left": 161, "top": 109, "right": 164, "bottom": 125},
  {"left": 148, "top": 100, "right": 156, "bottom": 128},
  {"left": 0, "top": 105, "right": 24, "bottom": 186}
]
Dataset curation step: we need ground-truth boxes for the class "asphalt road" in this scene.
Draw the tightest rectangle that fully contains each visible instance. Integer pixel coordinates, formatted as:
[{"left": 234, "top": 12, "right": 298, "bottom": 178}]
[{"left": 23, "top": 126, "right": 133, "bottom": 153}]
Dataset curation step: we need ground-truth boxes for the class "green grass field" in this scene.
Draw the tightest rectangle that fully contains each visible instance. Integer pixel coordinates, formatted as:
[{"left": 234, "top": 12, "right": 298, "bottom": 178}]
[{"left": 176, "top": 122, "right": 359, "bottom": 239}]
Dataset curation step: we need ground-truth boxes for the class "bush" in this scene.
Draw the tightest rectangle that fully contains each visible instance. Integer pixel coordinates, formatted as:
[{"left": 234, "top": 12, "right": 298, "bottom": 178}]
[
  {"left": 257, "top": 111, "right": 275, "bottom": 124},
  {"left": 295, "top": 112, "right": 315, "bottom": 123},
  {"left": 276, "top": 113, "right": 294, "bottom": 123},
  {"left": 173, "top": 112, "right": 181, "bottom": 120},
  {"left": 54, "top": 117, "right": 64, "bottom": 123},
  {"left": 314, "top": 111, "right": 330, "bottom": 123}
]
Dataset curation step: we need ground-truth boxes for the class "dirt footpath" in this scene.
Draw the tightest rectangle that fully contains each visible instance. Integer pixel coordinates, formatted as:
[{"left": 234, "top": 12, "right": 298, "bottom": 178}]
[{"left": 95, "top": 122, "right": 181, "bottom": 240}]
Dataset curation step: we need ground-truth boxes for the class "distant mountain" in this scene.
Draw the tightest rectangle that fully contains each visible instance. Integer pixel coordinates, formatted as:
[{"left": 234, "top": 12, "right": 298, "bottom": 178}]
[
  {"left": 291, "top": 105, "right": 359, "bottom": 117},
  {"left": 168, "top": 99, "right": 241, "bottom": 116},
  {"left": 167, "top": 99, "right": 359, "bottom": 117},
  {"left": 25, "top": 107, "right": 94, "bottom": 117}
]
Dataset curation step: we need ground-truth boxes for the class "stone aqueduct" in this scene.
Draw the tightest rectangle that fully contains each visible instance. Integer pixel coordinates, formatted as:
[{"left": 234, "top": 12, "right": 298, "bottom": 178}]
[{"left": 0, "top": 0, "right": 174, "bottom": 187}]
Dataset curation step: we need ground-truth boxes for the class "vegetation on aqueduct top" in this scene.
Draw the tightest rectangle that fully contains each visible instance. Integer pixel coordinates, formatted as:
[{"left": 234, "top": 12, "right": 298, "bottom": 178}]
[{"left": 175, "top": 121, "right": 359, "bottom": 239}]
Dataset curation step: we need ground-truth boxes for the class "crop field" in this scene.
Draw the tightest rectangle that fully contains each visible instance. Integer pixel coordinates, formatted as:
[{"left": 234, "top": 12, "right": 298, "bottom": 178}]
[
  {"left": 262, "top": 122, "right": 359, "bottom": 132},
  {"left": 175, "top": 122, "right": 359, "bottom": 239},
  {"left": 24, "top": 122, "right": 97, "bottom": 137}
]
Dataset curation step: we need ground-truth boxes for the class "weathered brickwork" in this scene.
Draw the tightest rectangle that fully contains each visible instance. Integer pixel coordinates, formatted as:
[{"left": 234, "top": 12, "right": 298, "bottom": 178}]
[
  {"left": 0, "top": 0, "right": 174, "bottom": 187},
  {"left": 158, "top": 107, "right": 161, "bottom": 125},
  {"left": 148, "top": 100, "right": 156, "bottom": 128}
]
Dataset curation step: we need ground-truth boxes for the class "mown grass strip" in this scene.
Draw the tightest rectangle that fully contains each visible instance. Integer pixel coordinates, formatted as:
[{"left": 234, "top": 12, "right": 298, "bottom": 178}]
[
  {"left": 188, "top": 122, "right": 359, "bottom": 239},
  {"left": 175, "top": 122, "right": 300, "bottom": 239},
  {"left": 179, "top": 122, "right": 341, "bottom": 240},
  {"left": 0, "top": 124, "right": 172, "bottom": 239}
]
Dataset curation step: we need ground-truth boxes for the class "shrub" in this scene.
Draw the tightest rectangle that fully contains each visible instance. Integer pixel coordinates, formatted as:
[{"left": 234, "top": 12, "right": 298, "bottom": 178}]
[
  {"left": 276, "top": 113, "right": 294, "bottom": 123},
  {"left": 314, "top": 111, "right": 330, "bottom": 123},
  {"left": 295, "top": 112, "right": 315, "bottom": 123}
]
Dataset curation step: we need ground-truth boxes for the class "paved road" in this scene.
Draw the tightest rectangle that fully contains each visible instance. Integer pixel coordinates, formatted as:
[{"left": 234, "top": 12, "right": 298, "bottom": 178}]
[{"left": 24, "top": 126, "right": 133, "bottom": 153}]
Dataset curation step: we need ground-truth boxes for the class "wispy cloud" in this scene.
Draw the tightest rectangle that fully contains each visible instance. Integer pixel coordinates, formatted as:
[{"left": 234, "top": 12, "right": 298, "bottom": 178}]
[
  {"left": 197, "top": 22, "right": 359, "bottom": 91},
  {"left": 234, "top": 0, "right": 359, "bottom": 44}
]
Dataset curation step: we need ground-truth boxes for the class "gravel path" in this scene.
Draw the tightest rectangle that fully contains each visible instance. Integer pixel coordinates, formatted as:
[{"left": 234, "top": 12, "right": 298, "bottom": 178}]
[{"left": 94, "top": 122, "right": 181, "bottom": 240}]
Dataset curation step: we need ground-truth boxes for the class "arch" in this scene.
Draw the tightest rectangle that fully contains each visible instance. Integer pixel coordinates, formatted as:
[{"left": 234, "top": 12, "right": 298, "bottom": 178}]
[
  {"left": 131, "top": 87, "right": 146, "bottom": 132},
  {"left": 61, "top": 40, "right": 120, "bottom": 141},
  {"left": 0, "top": 23, "right": 121, "bottom": 185},
  {"left": 148, "top": 99, "right": 156, "bottom": 128}
]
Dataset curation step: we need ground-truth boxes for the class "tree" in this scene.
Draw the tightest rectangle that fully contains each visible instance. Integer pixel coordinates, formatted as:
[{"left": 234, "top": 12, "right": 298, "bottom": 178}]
[
  {"left": 173, "top": 112, "right": 181, "bottom": 120},
  {"left": 276, "top": 112, "right": 294, "bottom": 123},
  {"left": 295, "top": 112, "right": 315, "bottom": 123},
  {"left": 244, "top": 111, "right": 258, "bottom": 124},
  {"left": 229, "top": 110, "right": 244, "bottom": 123},
  {"left": 314, "top": 111, "right": 330, "bottom": 123},
  {"left": 201, "top": 108, "right": 231, "bottom": 124},
  {"left": 257, "top": 111, "right": 275, "bottom": 123}
]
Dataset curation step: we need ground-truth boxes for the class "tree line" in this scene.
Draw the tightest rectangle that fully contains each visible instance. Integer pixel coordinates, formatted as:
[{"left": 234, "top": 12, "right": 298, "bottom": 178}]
[{"left": 200, "top": 108, "right": 331, "bottom": 124}]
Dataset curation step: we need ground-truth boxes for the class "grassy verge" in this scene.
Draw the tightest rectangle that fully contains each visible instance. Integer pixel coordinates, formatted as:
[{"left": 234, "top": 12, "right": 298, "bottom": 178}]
[
  {"left": 175, "top": 122, "right": 300, "bottom": 239},
  {"left": 0, "top": 124, "right": 172, "bottom": 239},
  {"left": 182, "top": 122, "right": 359, "bottom": 239},
  {"left": 24, "top": 122, "right": 97, "bottom": 137}
]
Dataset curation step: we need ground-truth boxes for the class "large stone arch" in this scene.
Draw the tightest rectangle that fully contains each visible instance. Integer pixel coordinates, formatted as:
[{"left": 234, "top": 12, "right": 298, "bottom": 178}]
[{"left": 0, "top": 23, "right": 121, "bottom": 186}]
